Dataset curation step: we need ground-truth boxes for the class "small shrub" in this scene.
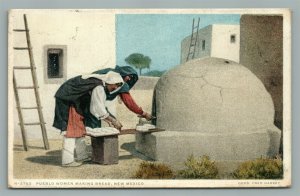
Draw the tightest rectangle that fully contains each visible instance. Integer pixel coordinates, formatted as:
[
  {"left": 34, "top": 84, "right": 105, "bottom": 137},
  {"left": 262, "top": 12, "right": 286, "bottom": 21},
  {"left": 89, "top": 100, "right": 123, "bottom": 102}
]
[
  {"left": 132, "top": 161, "right": 175, "bottom": 179},
  {"left": 232, "top": 157, "right": 283, "bottom": 179},
  {"left": 178, "top": 155, "right": 219, "bottom": 179}
]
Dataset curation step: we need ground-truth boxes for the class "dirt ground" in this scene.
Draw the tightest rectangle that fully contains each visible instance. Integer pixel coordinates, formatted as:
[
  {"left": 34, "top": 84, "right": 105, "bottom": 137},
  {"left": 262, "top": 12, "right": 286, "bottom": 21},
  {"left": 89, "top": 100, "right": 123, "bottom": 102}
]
[{"left": 12, "top": 134, "right": 152, "bottom": 179}]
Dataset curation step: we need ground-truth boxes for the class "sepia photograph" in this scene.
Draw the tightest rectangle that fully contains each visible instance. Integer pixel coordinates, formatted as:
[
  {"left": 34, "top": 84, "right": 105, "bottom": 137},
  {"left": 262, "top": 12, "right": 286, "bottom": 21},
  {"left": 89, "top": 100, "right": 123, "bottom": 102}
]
[{"left": 7, "top": 8, "right": 291, "bottom": 188}]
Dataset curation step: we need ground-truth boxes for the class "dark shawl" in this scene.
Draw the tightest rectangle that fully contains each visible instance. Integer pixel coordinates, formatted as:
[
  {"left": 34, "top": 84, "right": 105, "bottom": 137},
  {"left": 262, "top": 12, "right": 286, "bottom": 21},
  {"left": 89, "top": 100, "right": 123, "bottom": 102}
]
[
  {"left": 53, "top": 76, "right": 103, "bottom": 131},
  {"left": 53, "top": 66, "right": 139, "bottom": 131},
  {"left": 93, "top": 65, "right": 138, "bottom": 100}
]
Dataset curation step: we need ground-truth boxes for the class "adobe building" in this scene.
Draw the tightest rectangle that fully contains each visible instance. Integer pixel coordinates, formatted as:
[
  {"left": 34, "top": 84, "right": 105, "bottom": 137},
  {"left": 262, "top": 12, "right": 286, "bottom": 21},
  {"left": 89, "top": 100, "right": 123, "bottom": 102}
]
[
  {"left": 10, "top": 10, "right": 156, "bottom": 141},
  {"left": 181, "top": 24, "right": 240, "bottom": 64},
  {"left": 239, "top": 15, "right": 283, "bottom": 131},
  {"left": 10, "top": 10, "right": 117, "bottom": 140}
]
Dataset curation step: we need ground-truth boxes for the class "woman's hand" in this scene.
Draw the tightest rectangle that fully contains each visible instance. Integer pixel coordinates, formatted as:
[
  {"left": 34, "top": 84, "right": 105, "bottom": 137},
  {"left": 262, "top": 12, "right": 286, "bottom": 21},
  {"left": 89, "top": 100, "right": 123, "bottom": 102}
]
[
  {"left": 104, "top": 116, "right": 123, "bottom": 130},
  {"left": 111, "top": 119, "right": 123, "bottom": 130},
  {"left": 140, "top": 112, "right": 155, "bottom": 121}
]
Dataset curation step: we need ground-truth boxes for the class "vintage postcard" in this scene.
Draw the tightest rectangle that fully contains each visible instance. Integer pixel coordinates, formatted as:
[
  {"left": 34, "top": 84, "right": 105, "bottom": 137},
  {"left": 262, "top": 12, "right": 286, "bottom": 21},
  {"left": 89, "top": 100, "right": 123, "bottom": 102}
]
[{"left": 8, "top": 9, "right": 291, "bottom": 188}]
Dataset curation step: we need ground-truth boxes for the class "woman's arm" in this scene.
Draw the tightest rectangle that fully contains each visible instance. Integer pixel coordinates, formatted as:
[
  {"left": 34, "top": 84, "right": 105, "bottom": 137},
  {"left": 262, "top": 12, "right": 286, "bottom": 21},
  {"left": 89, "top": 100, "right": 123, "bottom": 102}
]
[
  {"left": 90, "top": 86, "right": 122, "bottom": 129},
  {"left": 119, "top": 92, "right": 152, "bottom": 120}
]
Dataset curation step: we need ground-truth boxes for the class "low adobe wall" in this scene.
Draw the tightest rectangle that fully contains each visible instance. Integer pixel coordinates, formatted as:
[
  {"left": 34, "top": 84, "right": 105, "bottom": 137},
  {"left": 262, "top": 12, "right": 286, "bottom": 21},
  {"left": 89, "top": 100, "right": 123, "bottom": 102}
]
[{"left": 116, "top": 76, "right": 159, "bottom": 129}]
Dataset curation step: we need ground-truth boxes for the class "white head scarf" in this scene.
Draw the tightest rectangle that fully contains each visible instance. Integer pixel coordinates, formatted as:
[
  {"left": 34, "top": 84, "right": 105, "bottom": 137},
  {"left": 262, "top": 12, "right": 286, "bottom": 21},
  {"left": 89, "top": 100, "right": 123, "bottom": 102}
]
[
  {"left": 81, "top": 71, "right": 124, "bottom": 94},
  {"left": 81, "top": 71, "right": 123, "bottom": 84}
]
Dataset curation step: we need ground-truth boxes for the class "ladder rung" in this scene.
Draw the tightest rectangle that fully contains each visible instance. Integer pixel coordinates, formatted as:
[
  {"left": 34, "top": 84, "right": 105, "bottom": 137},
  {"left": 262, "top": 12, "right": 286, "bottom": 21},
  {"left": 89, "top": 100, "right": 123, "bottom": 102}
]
[
  {"left": 16, "top": 86, "right": 39, "bottom": 89},
  {"left": 14, "top": 47, "right": 30, "bottom": 50},
  {"left": 20, "top": 106, "right": 41, "bottom": 110},
  {"left": 14, "top": 66, "right": 35, "bottom": 70},
  {"left": 13, "top": 29, "right": 29, "bottom": 32},
  {"left": 22, "top": 122, "right": 46, "bottom": 126}
]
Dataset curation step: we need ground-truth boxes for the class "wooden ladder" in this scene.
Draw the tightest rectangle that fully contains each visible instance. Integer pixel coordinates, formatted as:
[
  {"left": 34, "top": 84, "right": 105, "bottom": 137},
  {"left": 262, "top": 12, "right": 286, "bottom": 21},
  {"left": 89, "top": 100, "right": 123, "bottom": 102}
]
[
  {"left": 186, "top": 17, "right": 200, "bottom": 62},
  {"left": 13, "top": 14, "right": 49, "bottom": 151}
]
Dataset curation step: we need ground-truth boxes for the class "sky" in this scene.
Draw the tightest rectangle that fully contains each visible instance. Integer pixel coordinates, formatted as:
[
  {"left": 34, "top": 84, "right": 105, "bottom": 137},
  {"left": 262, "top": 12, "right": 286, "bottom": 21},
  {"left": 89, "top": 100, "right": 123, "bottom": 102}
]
[{"left": 116, "top": 14, "right": 241, "bottom": 72}]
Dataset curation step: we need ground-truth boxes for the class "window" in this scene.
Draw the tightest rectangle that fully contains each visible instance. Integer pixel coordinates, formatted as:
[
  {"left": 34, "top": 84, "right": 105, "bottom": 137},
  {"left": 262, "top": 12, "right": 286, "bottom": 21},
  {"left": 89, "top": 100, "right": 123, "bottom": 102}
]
[
  {"left": 202, "top": 40, "right": 206, "bottom": 50},
  {"left": 44, "top": 45, "right": 67, "bottom": 84},
  {"left": 230, "top": 34, "right": 236, "bottom": 43},
  {"left": 47, "top": 49, "right": 63, "bottom": 78}
]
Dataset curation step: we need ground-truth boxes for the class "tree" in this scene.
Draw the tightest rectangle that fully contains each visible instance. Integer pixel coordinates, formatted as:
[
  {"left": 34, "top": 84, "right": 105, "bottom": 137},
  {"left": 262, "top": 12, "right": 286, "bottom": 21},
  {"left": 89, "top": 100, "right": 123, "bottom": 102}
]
[{"left": 125, "top": 53, "right": 151, "bottom": 75}]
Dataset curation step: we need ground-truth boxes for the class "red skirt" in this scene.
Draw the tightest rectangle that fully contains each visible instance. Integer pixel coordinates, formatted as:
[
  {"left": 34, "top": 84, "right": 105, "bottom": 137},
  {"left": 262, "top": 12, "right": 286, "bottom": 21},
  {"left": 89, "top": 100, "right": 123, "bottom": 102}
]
[{"left": 65, "top": 106, "right": 86, "bottom": 138}]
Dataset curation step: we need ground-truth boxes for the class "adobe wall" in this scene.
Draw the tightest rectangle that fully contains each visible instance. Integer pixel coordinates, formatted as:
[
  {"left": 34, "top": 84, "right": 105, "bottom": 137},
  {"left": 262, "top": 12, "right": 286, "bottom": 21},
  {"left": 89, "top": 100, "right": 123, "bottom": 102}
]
[{"left": 240, "top": 15, "right": 283, "bottom": 129}]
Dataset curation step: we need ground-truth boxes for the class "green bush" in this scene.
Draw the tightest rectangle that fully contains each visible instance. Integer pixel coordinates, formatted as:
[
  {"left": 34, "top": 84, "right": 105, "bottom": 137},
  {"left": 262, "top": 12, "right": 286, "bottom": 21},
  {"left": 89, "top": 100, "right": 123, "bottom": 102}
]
[
  {"left": 232, "top": 157, "right": 283, "bottom": 179},
  {"left": 178, "top": 155, "right": 219, "bottom": 179},
  {"left": 132, "top": 161, "right": 175, "bottom": 179}
]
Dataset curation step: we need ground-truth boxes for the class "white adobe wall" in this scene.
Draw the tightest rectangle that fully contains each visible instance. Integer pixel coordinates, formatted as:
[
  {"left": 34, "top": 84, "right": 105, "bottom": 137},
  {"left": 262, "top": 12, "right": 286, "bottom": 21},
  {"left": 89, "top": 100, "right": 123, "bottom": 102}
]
[
  {"left": 181, "top": 25, "right": 239, "bottom": 64},
  {"left": 211, "top": 24, "right": 240, "bottom": 63},
  {"left": 180, "top": 36, "right": 191, "bottom": 64},
  {"left": 9, "top": 10, "right": 116, "bottom": 140},
  {"left": 180, "top": 25, "right": 212, "bottom": 64},
  {"left": 239, "top": 15, "right": 283, "bottom": 130},
  {"left": 194, "top": 25, "right": 213, "bottom": 60},
  {"left": 116, "top": 76, "right": 159, "bottom": 129}
]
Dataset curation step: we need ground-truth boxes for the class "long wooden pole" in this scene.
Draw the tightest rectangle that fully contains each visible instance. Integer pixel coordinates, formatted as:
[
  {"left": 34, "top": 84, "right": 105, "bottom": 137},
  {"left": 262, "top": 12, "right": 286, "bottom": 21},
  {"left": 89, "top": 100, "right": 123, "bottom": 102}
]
[
  {"left": 13, "top": 71, "right": 28, "bottom": 151},
  {"left": 23, "top": 14, "right": 49, "bottom": 150}
]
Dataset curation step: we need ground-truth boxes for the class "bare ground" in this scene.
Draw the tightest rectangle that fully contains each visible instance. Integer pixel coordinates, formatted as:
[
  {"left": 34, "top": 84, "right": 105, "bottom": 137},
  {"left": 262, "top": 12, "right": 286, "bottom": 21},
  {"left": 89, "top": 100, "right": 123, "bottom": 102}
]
[{"left": 12, "top": 134, "right": 153, "bottom": 179}]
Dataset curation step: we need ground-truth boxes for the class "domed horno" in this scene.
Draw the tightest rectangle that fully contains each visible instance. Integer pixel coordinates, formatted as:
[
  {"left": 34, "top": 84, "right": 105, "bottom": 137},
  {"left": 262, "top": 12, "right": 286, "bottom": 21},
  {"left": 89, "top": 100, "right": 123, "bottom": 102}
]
[
  {"left": 135, "top": 57, "right": 281, "bottom": 168},
  {"left": 155, "top": 57, "right": 274, "bottom": 133}
]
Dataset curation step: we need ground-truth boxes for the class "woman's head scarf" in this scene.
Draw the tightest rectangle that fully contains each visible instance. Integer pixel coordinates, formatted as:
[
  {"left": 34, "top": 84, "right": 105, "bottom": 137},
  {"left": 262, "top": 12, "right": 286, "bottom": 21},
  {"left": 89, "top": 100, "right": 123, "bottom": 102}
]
[
  {"left": 92, "top": 65, "right": 139, "bottom": 100},
  {"left": 81, "top": 71, "right": 124, "bottom": 94}
]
